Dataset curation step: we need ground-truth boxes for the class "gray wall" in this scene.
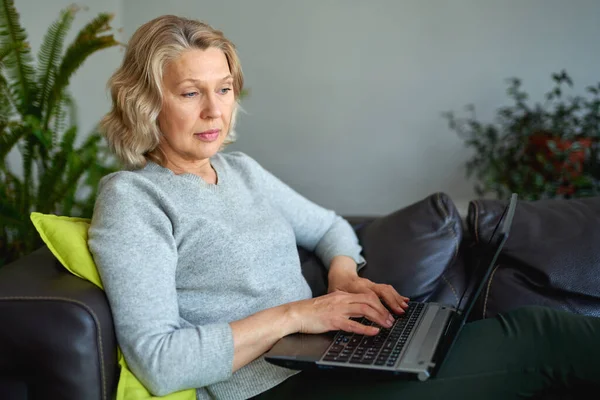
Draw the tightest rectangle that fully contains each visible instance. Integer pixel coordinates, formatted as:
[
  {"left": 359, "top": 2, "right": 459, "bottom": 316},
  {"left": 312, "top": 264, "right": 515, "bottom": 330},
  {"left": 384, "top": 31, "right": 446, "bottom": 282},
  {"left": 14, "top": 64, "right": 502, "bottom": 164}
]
[{"left": 14, "top": 0, "right": 600, "bottom": 216}]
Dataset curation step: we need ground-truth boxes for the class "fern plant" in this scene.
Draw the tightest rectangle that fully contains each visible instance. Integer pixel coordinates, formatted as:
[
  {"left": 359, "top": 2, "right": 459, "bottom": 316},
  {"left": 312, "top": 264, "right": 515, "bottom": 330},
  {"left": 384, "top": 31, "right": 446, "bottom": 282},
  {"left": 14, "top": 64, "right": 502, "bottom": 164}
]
[{"left": 0, "top": 0, "right": 120, "bottom": 266}]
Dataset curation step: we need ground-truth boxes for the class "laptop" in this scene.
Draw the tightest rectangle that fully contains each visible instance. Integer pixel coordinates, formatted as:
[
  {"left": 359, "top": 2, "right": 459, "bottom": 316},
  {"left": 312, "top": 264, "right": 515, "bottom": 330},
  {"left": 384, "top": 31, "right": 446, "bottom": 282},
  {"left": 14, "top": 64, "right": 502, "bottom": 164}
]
[{"left": 265, "top": 193, "right": 518, "bottom": 381}]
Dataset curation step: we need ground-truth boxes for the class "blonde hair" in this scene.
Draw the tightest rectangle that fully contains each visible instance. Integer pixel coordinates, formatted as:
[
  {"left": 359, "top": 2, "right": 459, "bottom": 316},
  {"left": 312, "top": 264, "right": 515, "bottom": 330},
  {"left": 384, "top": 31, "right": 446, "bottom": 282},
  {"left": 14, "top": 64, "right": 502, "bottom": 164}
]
[{"left": 101, "top": 15, "right": 244, "bottom": 169}]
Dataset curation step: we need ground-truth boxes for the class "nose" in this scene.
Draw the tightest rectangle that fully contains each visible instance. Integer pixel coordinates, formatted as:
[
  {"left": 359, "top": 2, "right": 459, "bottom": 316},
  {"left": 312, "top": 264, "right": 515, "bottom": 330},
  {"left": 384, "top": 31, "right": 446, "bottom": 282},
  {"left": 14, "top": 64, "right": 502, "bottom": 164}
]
[{"left": 200, "top": 93, "right": 222, "bottom": 120}]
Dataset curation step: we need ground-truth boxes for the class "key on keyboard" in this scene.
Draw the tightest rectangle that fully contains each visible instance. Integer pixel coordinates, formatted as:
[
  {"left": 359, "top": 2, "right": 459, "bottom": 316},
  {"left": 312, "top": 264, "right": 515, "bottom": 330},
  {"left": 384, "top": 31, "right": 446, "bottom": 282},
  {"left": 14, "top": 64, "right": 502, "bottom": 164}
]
[{"left": 322, "top": 302, "right": 425, "bottom": 367}]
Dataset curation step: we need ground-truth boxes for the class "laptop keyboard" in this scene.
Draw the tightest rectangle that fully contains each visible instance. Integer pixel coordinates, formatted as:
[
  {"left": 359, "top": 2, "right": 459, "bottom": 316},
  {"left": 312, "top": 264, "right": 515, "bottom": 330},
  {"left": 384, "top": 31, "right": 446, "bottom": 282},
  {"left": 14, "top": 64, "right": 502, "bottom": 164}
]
[{"left": 322, "top": 302, "right": 425, "bottom": 368}]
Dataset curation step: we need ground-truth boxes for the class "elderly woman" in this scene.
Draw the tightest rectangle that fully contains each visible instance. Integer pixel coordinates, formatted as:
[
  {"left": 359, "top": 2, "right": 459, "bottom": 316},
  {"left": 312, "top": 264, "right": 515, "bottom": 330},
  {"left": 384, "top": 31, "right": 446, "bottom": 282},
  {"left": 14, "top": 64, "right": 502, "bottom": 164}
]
[{"left": 89, "top": 15, "right": 600, "bottom": 400}]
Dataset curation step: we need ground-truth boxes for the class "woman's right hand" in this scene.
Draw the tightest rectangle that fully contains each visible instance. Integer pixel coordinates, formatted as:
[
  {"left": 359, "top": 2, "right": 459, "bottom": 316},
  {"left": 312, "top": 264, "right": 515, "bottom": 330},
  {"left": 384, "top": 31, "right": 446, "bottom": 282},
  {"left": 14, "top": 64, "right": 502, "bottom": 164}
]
[{"left": 287, "top": 290, "right": 395, "bottom": 336}]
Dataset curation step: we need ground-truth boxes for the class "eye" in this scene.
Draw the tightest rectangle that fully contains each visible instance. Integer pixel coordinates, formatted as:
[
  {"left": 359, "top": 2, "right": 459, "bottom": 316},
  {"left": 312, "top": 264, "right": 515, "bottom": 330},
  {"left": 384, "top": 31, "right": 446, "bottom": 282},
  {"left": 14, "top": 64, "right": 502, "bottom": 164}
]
[
  {"left": 182, "top": 92, "right": 198, "bottom": 98},
  {"left": 219, "top": 87, "right": 232, "bottom": 95}
]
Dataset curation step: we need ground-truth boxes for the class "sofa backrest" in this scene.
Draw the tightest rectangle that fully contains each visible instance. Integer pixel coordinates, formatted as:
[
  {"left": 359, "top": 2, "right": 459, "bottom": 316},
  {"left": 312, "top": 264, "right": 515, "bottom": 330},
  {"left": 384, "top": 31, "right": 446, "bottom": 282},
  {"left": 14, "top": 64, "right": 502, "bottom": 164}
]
[
  {"left": 300, "top": 192, "right": 470, "bottom": 308},
  {"left": 466, "top": 196, "right": 600, "bottom": 319}
]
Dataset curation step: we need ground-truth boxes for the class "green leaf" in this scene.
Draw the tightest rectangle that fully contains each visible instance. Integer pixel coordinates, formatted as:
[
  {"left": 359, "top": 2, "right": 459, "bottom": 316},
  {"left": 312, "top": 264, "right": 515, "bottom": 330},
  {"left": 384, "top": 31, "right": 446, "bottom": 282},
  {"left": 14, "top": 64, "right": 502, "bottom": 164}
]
[
  {"left": 19, "top": 135, "right": 34, "bottom": 215},
  {"left": 51, "top": 90, "right": 76, "bottom": 140},
  {"left": 51, "top": 155, "right": 93, "bottom": 215},
  {"left": 43, "top": 13, "right": 119, "bottom": 129},
  {"left": 0, "top": 59, "right": 19, "bottom": 119},
  {"left": 36, "top": 125, "right": 77, "bottom": 213},
  {"left": 29, "top": 120, "right": 51, "bottom": 149},
  {"left": 35, "top": 5, "right": 76, "bottom": 117},
  {"left": 0, "top": 193, "right": 26, "bottom": 228},
  {"left": 534, "top": 173, "right": 545, "bottom": 188},
  {"left": 0, "top": 0, "right": 37, "bottom": 115},
  {"left": 0, "top": 3, "right": 120, "bottom": 266},
  {"left": 0, "top": 122, "right": 26, "bottom": 164},
  {"left": 0, "top": 40, "right": 19, "bottom": 63},
  {"left": 42, "top": 131, "right": 102, "bottom": 216},
  {"left": 0, "top": 169, "right": 29, "bottom": 234}
]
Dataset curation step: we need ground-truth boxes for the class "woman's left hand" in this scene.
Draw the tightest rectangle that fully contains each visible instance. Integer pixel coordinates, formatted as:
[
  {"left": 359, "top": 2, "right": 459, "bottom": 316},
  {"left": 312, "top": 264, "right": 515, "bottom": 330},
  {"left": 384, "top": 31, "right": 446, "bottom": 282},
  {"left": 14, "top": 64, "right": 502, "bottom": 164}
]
[{"left": 328, "top": 256, "right": 410, "bottom": 315}]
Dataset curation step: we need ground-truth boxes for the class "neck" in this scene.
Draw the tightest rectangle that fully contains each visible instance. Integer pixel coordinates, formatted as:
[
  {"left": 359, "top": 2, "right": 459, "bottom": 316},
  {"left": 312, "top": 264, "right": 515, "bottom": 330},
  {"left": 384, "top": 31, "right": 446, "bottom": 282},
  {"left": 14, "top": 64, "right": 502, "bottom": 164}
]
[{"left": 164, "top": 157, "right": 217, "bottom": 184}]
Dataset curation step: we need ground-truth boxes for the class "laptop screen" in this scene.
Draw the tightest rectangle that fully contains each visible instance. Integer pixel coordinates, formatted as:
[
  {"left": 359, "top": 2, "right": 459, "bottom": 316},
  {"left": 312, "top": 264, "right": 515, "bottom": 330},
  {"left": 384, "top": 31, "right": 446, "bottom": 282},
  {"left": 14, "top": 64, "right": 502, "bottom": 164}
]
[{"left": 454, "top": 193, "right": 517, "bottom": 322}]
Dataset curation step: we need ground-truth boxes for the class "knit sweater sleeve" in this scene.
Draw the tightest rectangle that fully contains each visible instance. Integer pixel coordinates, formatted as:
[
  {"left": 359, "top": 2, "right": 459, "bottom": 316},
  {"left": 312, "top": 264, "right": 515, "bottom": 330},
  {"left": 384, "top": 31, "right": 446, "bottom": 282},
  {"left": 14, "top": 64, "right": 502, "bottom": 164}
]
[
  {"left": 88, "top": 172, "right": 234, "bottom": 396},
  {"left": 237, "top": 152, "right": 366, "bottom": 270}
]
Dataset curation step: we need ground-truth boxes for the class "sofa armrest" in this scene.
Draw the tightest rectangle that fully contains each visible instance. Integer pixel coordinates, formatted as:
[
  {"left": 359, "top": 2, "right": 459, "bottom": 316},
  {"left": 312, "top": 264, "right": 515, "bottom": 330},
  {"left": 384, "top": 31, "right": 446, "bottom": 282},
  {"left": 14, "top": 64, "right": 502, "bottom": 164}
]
[{"left": 0, "top": 246, "right": 118, "bottom": 400}]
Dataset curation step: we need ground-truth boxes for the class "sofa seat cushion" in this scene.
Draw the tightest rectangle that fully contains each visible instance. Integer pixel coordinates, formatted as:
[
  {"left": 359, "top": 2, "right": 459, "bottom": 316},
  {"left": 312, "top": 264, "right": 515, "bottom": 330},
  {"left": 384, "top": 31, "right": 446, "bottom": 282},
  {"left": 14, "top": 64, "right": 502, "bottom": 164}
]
[{"left": 467, "top": 196, "right": 600, "bottom": 319}]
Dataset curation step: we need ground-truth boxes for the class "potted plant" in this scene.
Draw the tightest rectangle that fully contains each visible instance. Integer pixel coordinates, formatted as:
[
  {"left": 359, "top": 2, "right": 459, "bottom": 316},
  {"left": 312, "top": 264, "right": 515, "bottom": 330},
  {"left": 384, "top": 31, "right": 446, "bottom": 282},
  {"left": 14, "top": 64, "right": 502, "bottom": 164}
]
[
  {"left": 444, "top": 70, "right": 600, "bottom": 201},
  {"left": 0, "top": 0, "right": 120, "bottom": 266}
]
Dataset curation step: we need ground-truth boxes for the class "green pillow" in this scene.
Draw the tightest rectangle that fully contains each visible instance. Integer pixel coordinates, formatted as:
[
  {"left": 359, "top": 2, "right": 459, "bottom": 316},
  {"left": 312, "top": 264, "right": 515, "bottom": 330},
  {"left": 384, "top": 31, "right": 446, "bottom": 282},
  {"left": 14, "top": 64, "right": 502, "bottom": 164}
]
[
  {"left": 30, "top": 212, "right": 103, "bottom": 288},
  {"left": 30, "top": 212, "right": 196, "bottom": 400}
]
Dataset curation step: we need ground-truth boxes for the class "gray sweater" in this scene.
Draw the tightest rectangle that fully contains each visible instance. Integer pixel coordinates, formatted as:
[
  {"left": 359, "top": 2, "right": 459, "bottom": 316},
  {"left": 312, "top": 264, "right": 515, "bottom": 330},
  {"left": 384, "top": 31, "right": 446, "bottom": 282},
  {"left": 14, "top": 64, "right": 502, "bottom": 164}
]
[{"left": 88, "top": 151, "right": 365, "bottom": 399}]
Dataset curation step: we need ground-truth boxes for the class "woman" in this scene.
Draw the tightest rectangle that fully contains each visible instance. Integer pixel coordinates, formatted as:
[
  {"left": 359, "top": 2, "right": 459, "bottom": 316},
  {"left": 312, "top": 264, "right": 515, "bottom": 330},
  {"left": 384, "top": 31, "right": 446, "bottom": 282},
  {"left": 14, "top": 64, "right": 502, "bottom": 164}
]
[{"left": 89, "top": 15, "right": 600, "bottom": 400}]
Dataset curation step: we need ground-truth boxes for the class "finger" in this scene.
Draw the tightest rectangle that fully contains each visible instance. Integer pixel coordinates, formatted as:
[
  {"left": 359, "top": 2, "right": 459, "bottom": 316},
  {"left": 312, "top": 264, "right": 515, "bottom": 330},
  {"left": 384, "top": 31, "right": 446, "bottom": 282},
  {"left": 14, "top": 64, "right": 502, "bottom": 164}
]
[
  {"left": 360, "top": 277, "right": 409, "bottom": 303},
  {"left": 347, "top": 302, "right": 393, "bottom": 329},
  {"left": 387, "top": 285, "right": 409, "bottom": 310},
  {"left": 377, "top": 285, "right": 409, "bottom": 312},
  {"left": 354, "top": 292, "right": 393, "bottom": 322},
  {"left": 374, "top": 284, "right": 406, "bottom": 314},
  {"left": 339, "top": 317, "right": 380, "bottom": 336}
]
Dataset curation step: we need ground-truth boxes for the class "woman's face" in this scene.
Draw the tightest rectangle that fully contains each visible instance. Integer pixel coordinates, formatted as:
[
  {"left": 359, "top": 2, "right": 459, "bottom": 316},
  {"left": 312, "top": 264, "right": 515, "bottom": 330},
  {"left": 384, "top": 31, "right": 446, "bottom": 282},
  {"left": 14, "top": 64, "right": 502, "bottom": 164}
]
[{"left": 157, "top": 47, "right": 235, "bottom": 169}]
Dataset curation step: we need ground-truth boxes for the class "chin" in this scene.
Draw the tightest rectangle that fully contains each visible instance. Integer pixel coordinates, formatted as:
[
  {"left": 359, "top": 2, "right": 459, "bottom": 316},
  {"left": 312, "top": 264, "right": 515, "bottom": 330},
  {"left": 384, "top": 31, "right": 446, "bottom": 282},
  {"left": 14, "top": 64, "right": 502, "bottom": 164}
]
[{"left": 196, "top": 143, "right": 222, "bottom": 159}]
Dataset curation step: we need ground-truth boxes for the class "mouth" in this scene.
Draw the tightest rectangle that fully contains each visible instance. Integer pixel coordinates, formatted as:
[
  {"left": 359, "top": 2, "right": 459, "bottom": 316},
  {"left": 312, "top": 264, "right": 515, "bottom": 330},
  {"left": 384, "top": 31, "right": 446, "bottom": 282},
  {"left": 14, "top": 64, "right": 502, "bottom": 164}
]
[{"left": 194, "top": 129, "right": 220, "bottom": 142}]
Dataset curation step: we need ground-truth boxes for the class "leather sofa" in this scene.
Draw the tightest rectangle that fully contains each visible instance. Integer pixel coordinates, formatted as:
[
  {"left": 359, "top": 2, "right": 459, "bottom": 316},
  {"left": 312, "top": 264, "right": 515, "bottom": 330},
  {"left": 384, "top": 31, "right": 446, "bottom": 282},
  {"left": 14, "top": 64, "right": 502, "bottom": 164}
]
[{"left": 1, "top": 192, "right": 599, "bottom": 400}]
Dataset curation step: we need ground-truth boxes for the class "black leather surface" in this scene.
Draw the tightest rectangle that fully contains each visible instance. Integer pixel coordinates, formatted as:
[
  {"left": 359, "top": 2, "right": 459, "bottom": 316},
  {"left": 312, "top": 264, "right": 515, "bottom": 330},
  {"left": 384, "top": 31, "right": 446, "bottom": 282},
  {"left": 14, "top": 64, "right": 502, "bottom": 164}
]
[
  {"left": 299, "top": 216, "right": 378, "bottom": 297},
  {"left": 0, "top": 246, "right": 119, "bottom": 400},
  {"left": 356, "top": 192, "right": 467, "bottom": 305},
  {"left": 299, "top": 246, "right": 329, "bottom": 297},
  {"left": 6, "top": 193, "right": 599, "bottom": 400},
  {"left": 8, "top": 193, "right": 600, "bottom": 399},
  {"left": 467, "top": 196, "right": 600, "bottom": 319},
  {"left": 300, "top": 196, "right": 468, "bottom": 307},
  {"left": 0, "top": 379, "right": 27, "bottom": 400}
]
